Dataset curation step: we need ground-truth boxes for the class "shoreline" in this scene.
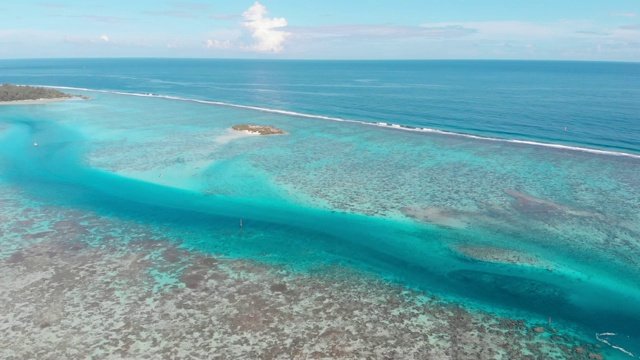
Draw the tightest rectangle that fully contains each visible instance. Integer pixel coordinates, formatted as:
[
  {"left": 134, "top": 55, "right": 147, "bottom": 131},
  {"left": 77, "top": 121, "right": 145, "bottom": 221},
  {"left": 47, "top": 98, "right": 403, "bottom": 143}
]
[
  {"left": 0, "top": 83, "right": 90, "bottom": 105},
  {"left": 0, "top": 97, "right": 80, "bottom": 106}
]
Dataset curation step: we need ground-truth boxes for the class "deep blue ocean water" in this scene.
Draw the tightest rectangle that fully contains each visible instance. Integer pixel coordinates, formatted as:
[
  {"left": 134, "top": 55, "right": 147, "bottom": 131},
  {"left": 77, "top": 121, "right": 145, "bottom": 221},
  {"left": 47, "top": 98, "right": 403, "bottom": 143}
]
[
  {"left": 2, "top": 59, "right": 639, "bottom": 154},
  {"left": 1, "top": 59, "right": 639, "bottom": 358}
]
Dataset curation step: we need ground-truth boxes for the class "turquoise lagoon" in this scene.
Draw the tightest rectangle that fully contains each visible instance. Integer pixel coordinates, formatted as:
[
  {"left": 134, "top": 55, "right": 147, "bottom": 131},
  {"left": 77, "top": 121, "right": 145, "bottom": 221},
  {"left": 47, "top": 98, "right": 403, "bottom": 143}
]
[{"left": 1, "top": 60, "right": 639, "bottom": 358}]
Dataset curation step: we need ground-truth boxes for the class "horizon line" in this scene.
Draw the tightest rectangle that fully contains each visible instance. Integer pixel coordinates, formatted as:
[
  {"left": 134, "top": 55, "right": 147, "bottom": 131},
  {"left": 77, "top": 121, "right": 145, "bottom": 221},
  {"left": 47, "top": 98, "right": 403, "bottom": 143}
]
[{"left": 1, "top": 57, "right": 639, "bottom": 64}]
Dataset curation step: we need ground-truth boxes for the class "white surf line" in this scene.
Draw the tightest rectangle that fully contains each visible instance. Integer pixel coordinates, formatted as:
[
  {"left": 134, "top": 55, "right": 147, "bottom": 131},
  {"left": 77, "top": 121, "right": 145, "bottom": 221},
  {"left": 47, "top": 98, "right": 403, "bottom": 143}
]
[
  {"left": 596, "top": 332, "right": 636, "bottom": 358},
  {"left": 43, "top": 86, "right": 640, "bottom": 160}
]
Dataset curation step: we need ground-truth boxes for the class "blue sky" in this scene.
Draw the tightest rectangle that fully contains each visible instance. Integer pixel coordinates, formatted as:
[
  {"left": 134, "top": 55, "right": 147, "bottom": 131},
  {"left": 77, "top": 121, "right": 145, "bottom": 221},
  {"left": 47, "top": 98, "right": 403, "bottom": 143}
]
[{"left": 1, "top": 1, "right": 639, "bottom": 60}]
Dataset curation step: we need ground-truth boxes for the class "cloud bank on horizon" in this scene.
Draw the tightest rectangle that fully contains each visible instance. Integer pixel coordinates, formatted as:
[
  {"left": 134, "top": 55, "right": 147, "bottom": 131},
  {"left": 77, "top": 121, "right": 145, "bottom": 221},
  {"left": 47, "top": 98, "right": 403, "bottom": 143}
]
[{"left": 0, "top": 0, "right": 639, "bottom": 61}]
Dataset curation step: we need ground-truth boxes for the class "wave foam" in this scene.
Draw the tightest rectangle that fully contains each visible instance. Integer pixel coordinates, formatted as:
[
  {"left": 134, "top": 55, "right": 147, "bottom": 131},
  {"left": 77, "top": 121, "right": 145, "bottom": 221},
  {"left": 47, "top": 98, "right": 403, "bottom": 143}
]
[
  {"left": 596, "top": 332, "right": 636, "bottom": 358},
  {"left": 44, "top": 86, "right": 640, "bottom": 160}
]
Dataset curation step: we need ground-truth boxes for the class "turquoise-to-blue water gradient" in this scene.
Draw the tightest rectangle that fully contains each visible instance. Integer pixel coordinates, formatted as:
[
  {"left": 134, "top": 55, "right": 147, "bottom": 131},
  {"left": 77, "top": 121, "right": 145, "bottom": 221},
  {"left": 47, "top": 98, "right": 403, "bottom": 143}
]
[
  {"left": 2, "top": 59, "right": 639, "bottom": 155},
  {"left": 1, "top": 59, "right": 639, "bottom": 358}
]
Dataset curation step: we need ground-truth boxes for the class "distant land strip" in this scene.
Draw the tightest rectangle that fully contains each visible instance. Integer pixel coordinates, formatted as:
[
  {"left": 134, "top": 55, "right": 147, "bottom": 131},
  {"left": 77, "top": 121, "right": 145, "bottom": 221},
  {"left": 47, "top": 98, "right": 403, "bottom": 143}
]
[{"left": 0, "top": 83, "right": 89, "bottom": 102}]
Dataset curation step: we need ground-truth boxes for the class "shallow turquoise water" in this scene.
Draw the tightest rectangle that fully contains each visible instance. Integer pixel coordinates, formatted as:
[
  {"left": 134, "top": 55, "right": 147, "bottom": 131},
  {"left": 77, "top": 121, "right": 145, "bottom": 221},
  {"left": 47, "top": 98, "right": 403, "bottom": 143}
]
[{"left": 1, "top": 89, "right": 639, "bottom": 357}]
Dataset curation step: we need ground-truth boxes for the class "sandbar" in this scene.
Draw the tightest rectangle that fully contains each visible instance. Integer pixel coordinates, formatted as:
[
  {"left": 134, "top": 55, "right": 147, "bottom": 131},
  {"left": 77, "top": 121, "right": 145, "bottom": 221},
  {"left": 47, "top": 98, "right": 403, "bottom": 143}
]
[
  {"left": 231, "top": 124, "right": 288, "bottom": 136},
  {"left": 0, "top": 98, "right": 72, "bottom": 106}
]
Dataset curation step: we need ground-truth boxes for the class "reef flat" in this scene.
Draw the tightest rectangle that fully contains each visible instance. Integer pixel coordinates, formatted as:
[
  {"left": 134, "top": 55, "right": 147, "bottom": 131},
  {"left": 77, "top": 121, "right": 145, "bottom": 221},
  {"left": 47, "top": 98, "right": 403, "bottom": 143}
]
[{"left": 0, "top": 185, "right": 605, "bottom": 359}]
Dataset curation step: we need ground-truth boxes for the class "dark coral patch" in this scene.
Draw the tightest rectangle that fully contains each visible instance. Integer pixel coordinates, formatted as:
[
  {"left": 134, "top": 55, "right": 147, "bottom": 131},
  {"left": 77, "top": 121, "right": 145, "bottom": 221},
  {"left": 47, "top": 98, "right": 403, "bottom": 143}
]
[
  {"left": 7, "top": 252, "right": 25, "bottom": 264},
  {"left": 180, "top": 273, "right": 204, "bottom": 289},
  {"left": 25, "top": 231, "right": 55, "bottom": 239},
  {"left": 270, "top": 283, "right": 288, "bottom": 293},
  {"left": 162, "top": 248, "right": 181, "bottom": 263}
]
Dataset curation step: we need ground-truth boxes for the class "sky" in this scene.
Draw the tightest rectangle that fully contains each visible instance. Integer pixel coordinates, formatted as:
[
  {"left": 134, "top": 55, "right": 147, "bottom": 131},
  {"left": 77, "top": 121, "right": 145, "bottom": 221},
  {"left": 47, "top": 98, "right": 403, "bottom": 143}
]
[{"left": 1, "top": 0, "right": 639, "bottom": 61}]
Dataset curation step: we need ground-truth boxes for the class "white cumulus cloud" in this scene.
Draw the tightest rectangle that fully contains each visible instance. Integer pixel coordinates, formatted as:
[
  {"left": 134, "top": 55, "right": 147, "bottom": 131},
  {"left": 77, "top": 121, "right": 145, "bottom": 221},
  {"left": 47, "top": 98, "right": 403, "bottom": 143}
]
[
  {"left": 241, "top": 2, "right": 289, "bottom": 52},
  {"left": 64, "top": 34, "right": 112, "bottom": 44},
  {"left": 206, "top": 39, "right": 232, "bottom": 49}
]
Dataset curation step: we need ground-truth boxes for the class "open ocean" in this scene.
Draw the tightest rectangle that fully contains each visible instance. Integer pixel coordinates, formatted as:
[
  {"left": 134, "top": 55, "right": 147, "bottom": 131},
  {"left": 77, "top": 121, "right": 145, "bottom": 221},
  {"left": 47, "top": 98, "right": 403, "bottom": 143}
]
[{"left": 1, "top": 59, "right": 639, "bottom": 358}]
